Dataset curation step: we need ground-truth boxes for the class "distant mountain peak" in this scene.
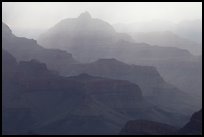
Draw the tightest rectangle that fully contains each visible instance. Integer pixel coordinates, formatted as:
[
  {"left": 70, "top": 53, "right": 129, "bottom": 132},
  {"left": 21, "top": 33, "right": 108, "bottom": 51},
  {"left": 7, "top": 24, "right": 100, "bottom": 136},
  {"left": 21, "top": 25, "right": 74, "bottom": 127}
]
[{"left": 78, "top": 11, "right": 92, "bottom": 20}]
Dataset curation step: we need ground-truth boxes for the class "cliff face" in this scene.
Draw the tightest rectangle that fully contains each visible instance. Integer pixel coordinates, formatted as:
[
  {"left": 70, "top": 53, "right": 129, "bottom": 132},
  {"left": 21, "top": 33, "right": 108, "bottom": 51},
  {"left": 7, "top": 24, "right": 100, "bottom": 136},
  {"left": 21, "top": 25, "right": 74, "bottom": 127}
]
[
  {"left": 178, "top": 109, "right": 202, "bottom": 135},
  {"left": 65, "top": 58, "right": 198, "bottom": 118},
  {"left": 120, "top": 109, "right": 202, "bottom": 135},
  {"left": 3, "top": 49, "right": 191, "bottom": 135},
  {"left": 65, "top": 58, "right": 166, "bottom": 96},
  {"left": 2, "top": 50, "right": 144, "bottom": 135},
  {"left": 2, "top": 22, "right": 77, "bottom": 75}
]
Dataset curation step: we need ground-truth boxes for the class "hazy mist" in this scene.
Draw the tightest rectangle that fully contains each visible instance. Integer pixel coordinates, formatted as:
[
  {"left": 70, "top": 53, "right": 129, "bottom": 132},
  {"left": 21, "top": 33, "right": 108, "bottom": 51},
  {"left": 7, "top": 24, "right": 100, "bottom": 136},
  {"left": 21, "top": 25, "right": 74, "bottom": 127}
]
[
  {"left": 2, "top": 2, "right": 202, "bottom": 39},
  {"left": 2, "top": 2, "right": 202, "bottom": 135}
]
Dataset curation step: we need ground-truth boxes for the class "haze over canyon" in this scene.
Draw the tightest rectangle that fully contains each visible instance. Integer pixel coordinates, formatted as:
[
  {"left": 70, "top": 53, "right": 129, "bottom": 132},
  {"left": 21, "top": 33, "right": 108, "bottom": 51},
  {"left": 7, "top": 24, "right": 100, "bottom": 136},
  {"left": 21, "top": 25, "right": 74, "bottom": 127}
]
[{"left": 2, "top": 2, "right": 202, "bottom": 135}]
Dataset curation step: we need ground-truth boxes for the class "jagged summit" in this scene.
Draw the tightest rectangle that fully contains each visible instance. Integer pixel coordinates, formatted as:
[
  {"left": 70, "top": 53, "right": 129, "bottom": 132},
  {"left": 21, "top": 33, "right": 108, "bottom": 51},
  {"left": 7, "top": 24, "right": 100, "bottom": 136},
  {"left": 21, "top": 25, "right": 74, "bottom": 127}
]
[{"left": 78, "top": 11, "right": 92, "bottom": 20}]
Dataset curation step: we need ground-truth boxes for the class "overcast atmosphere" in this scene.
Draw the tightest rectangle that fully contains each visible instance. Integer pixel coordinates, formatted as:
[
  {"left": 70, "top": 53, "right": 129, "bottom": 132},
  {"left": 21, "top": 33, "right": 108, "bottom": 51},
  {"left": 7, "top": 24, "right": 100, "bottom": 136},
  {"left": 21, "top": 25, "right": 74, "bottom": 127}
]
[
  {"left": 2, "top": 2, "right": 202, "bottom": 135},
  {"left": 2, "top": 2, "right": 202, "bottom": 39}
]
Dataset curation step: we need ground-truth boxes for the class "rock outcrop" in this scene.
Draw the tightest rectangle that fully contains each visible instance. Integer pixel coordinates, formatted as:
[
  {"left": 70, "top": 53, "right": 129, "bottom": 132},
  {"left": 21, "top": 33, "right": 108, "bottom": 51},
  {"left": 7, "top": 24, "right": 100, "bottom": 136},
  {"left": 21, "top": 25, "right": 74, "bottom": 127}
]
[
  {"left": 178, "top": 109, "right": 202, "bottom": 135},
  {"left": 2, "top": 22, "right": 77, "bottom": 75}
]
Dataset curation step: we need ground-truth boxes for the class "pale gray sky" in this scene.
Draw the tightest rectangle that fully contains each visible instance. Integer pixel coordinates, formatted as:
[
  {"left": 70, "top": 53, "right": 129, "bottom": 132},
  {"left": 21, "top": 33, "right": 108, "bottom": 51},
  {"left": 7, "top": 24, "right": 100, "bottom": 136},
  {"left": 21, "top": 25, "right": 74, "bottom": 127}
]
[{"left": 2, "top": 2, "right": 202, "bottom": 39}]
